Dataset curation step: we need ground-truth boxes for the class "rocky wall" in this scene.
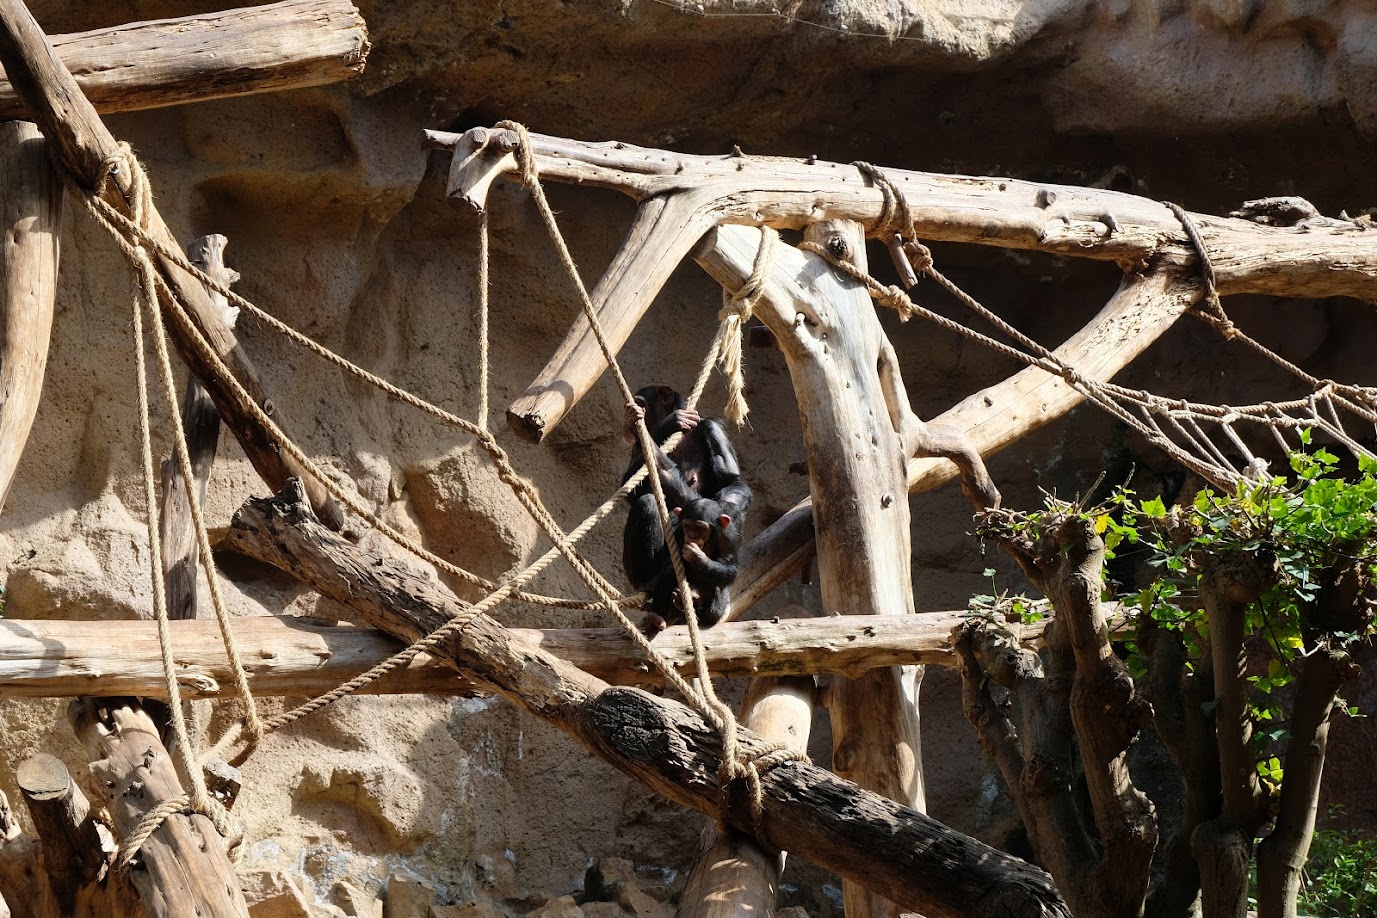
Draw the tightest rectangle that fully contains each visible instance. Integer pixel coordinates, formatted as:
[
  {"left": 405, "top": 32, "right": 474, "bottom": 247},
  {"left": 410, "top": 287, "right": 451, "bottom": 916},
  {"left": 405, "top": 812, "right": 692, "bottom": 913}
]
[{"left": 1, "top": 0, "right": 1376, "bottom": 914}]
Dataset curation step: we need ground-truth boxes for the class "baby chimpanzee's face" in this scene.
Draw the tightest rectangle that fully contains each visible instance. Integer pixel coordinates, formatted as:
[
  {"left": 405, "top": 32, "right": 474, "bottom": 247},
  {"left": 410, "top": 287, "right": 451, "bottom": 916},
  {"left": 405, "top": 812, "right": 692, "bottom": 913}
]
[{"left": 681, "top": 518, "right": 712, "bottom": 548}]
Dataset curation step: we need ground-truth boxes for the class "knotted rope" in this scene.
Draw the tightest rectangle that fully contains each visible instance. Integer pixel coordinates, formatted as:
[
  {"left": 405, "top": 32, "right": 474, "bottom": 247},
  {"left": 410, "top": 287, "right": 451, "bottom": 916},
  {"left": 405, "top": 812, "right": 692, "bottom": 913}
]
[
  {"left": 717, "top": 225, "right": 778, "bottom": 425},
  {"left": 97, "top": 143, "right": 238, "bottom": 867}
]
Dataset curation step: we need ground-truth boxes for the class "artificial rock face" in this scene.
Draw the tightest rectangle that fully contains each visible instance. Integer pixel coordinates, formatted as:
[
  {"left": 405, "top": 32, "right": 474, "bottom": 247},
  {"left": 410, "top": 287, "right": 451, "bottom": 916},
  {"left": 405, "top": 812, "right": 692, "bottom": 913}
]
[{"left": 2, "top": 0, "right": 1376, "bottom": 912}]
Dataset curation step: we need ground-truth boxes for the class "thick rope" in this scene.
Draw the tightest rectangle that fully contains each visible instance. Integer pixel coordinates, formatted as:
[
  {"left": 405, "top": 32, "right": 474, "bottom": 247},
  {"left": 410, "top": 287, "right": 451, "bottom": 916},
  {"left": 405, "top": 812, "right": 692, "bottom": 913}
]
[
  {"left": 116, "top": 794, "right": 192, "bottom": 872},
  {"left": 76, "top": 183, "right": 637, "bottom": 610},
  {"left": 717, "top": 226, "right": 777, "bottom": 425},
  {"left": 117, "top": 145, "right": 235, "bottom": 864},
  {"left": 493, "top": 121, "right": 803, "bottom": 826},
  {"left": 72, "top": 134, "right": 809, "bottom": 822}
]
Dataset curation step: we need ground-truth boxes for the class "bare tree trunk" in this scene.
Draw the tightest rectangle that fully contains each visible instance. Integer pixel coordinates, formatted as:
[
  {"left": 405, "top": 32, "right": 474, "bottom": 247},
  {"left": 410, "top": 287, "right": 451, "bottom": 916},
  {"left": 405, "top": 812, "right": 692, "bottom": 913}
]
[
  {"left": 1191, "top": 558, "right": 1274, "bottom": 918},
  {"left": 70, "top": 700, "right": 249, "bottom": 918},
  {"left": 959, "top": 509, "right": 1157, "bottom": 918},
  {"left": 694, "top": 221, "right": 925, "bottom": 918}
]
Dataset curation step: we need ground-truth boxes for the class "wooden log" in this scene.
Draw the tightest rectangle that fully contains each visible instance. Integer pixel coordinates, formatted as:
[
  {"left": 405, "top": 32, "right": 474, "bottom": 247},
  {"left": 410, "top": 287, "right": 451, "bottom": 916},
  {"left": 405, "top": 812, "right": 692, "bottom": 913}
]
[
  {"left": 15, "top": 754, "right": 111, "bottom": 914},
  {"left": 425, "top": 127, "right": 1377, "bottom": 441},
  {"left": 71, "top": 699, "right": 249, "bottom": 917},
  {"left": 225, "top": 483, "right": 1069, "bottom": 918},
  {"left": 0, "top": 0, "right": 368, "bottom": 120},
  {"left": 160, "top": 235, "right": 238, "bottom": 623},
  {"left": 677, "top": 672, "right": 815, "bottom": 918},
  {"left": 697, "top": 220, "right": 922, "bottom": 918},
  {"left": 0, "top": 607, "right": 1115, "bottom": 700},
  {"left": 0, "top": 120, "right": 62, "bottom": 514},
  {"left": 0, "top": 0, "right": 344, "bottom": 528},
  {"left": 729, "top": 265, "right": 1201, "bottom": 621}
]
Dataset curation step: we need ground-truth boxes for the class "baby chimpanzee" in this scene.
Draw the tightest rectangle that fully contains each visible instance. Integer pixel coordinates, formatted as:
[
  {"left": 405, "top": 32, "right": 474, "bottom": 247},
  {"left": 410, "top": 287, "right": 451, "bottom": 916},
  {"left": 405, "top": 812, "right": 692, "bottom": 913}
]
[{"left": 621, "top": 385, "right": 751, "bottom": 630}]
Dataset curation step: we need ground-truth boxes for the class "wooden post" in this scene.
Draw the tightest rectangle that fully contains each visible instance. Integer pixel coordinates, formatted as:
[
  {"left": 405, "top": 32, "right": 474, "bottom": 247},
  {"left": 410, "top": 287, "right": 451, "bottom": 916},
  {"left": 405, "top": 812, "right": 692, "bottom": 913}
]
[
  {"left": 224, "top": 483, "right": 1070, "bottom": 918},
  {"left": 677, "top": 672, "right": 815, "bottom": 918},
  {"left": 160, "top": 234, "right": 238, "bottom": 623},
  {"left": 0, "top": 0, "right": 369, "bottom": 120},
  {"left": 728, "top": 269, "right": 1202, "bottom": 621},
  {"left": 70, "top": 699, "right": 249, "bottom": 918},
  {"left": 696, "top": 223, "right": 922, "bottom": 918},
  {"left": 0, "top": 0, "right": 344, "bottom": 528},
  {"left": 15, "top": 753, "right": 138, "bottom": 916},
  {"left": 0, "top": 120, "right": 62, "bottom": 514}
]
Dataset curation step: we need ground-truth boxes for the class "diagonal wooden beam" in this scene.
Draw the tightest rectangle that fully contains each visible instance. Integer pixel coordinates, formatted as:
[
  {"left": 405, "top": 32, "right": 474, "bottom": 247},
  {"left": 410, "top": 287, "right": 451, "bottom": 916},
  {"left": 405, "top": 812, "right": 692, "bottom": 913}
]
[
  {"left": 728, "top": 262, "right": 1203, "bottom": 622},
  {"left": 222, "top": 482, "right": 1070, "bottom": 918},
  {"left": 0, "top": 0, "right": 344, "bottom": 527},
  {"left": 0, "top": 0, "right": 368, "bottom": 120}
]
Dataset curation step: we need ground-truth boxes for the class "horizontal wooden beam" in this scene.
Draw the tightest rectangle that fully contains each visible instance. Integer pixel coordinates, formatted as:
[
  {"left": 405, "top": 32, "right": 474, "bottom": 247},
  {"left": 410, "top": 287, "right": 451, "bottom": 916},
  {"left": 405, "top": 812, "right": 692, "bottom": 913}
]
[
  {"left": 0, "top": 608, "right": 1118, "bottom": 699},
  {"left": 0, "top": 0, "right": 368, "bottom": 120},
  {"left": 425, "top": 127, "right": 1375, "bottom": 442}
]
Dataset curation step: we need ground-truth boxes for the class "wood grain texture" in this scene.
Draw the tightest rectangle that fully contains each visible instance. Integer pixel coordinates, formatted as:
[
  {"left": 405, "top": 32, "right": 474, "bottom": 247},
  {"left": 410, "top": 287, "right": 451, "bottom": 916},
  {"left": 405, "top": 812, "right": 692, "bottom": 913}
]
[
  {"left": 730, "top": 265, "right": 1201, "bottom": 620},
  {"left": 0, "top": 606, "right": 1113, "bottom": 699},
  {"left": 159, "top": 234, "right": 238, "bottom": 623},
  {"left": 0, "top": 120, "right": 61, "bottom": 514},
  {"left": 696, "top": 221, "right": 920, "bottom": 918},
  {"left": 71, "top": 700, "right": 248, "bottom": 917},
  {"left": 0, "top": 0, "right": 368, "bottom": 120},
  {"left": 677, "top": 674, "right": 814, "bottom": 918}
]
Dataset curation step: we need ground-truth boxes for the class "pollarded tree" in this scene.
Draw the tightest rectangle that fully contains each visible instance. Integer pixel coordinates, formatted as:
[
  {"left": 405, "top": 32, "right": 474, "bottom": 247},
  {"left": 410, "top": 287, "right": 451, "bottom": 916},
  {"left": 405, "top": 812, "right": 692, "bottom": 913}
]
[{"left": 958, "top": 443, "right": 1377, "bottom": 918}]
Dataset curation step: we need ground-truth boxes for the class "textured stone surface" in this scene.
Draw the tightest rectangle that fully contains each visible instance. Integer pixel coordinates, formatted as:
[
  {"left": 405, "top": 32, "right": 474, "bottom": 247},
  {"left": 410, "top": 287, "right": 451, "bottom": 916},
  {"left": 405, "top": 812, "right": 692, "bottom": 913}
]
[{"left": 0, "top": 0, "right": 1373, "bottom": 914}]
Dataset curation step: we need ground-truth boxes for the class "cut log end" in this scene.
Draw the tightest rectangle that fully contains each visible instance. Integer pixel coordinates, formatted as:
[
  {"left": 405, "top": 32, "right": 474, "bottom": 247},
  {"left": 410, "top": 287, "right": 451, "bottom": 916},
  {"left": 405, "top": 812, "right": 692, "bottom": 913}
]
[
  {"left": 16, "top": 753, "right": 70, "bottom": 801},
  {"left": 506, "top": 403, "right": 550, "bottom": 443}
]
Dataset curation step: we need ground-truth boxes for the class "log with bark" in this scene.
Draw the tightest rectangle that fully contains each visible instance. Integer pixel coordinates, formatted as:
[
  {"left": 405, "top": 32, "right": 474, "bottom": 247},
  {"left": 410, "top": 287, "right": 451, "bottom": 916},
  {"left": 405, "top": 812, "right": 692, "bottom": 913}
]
[
  {"left": 0, "top": 120, "right": 62, "bottom": 515},
  {"left": 0, "top": 0, "right": 344, "bottom": 528},
  {"left": 14, "top": 753, "right": 138, "bottom": 916},
  {"left": 70, "top": 699, "right": 249, "bottom": 917},
  {"left": 225, "top": 482, "right": 1070, "bottom": 918},
  {"left": 0, "top": 0, "right": 368, "bottom": 120}
]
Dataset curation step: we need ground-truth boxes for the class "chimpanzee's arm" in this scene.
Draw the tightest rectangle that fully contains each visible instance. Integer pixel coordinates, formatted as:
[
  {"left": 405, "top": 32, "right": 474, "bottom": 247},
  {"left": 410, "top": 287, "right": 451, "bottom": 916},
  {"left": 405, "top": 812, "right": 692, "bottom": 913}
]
[{"left": 683, "top": 547, "right": 739, "bottom": 587}]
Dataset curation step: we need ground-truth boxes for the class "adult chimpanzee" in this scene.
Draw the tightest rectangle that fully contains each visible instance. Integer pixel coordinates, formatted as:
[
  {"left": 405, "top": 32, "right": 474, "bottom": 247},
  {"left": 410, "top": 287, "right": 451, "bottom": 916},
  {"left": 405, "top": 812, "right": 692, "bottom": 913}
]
[{"left": 621, "top": 385, "right": 751, "bottom": 630}]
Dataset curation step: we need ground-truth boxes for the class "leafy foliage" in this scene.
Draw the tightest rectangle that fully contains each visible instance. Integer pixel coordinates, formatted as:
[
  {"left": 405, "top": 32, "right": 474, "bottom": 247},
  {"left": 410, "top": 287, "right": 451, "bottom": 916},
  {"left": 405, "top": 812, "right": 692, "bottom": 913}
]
[
  {"left": 1109, "top": 448, "right": 1377, "bottom": 787},
  {"left": 1298, "top": 818, "right": 1377, "bottom": 916}
]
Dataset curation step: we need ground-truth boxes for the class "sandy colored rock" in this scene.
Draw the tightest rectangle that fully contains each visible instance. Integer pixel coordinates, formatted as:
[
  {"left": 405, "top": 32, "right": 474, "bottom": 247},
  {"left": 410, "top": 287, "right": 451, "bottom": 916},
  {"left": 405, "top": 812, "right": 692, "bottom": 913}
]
[
  {"left": 334, "top": 880, "right": 384, "bottom": 918},
  {"left": 430, "top": 902, "right": 506, "bottom": 918},
  {"left": 614, "top": 886, "right": 668, "bottom": 918},
  {"left": 386, "top": 874, "right": 439, "bottom": 918},
  {"left": 244, "top": 868, "right": 315, "bottom": 918},
  {"left": 524, "top": 896, "right": 582, "bottom": 918},
  {"left": 578, "top": 904, "right": 629, "bottom": 918}
]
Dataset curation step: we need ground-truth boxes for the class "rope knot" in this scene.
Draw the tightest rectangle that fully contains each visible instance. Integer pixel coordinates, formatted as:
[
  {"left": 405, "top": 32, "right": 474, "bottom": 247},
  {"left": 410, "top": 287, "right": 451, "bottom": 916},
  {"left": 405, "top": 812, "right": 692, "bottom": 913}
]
[
  {"left": 902, "top": 239, "right": 934, "bottom": 275},
  {"left": 715, "top": 228, "right": 777, "bottom": 426},
  {"left": 494, "top": 120, "right": 539, "bottom": 187},
  {"left": 878, "top": 284, "right": 914, "bottom": 320}
]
